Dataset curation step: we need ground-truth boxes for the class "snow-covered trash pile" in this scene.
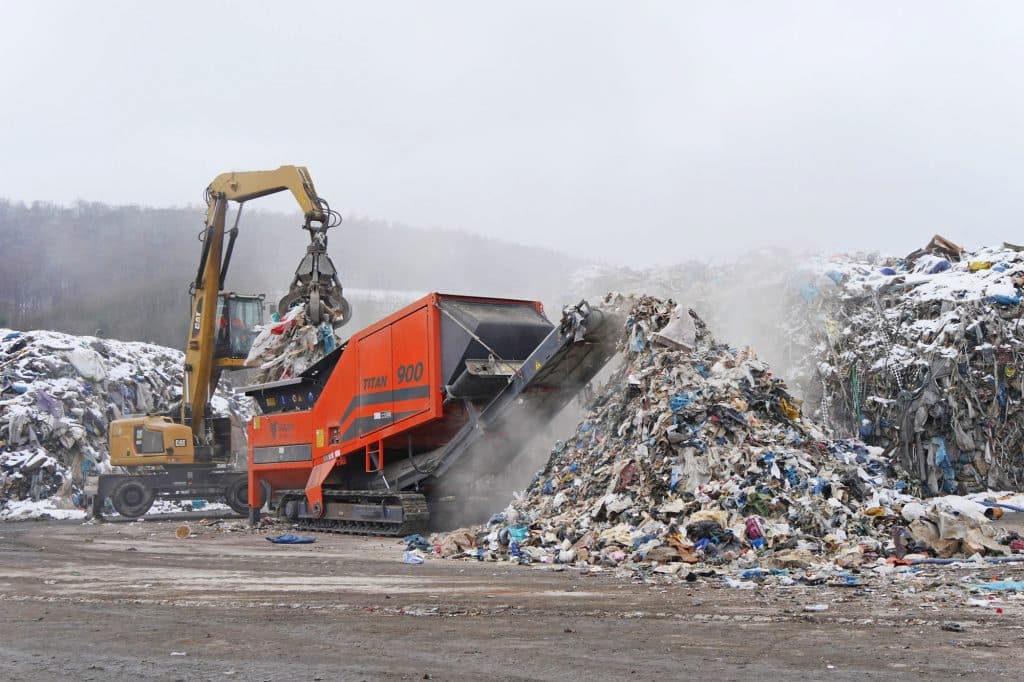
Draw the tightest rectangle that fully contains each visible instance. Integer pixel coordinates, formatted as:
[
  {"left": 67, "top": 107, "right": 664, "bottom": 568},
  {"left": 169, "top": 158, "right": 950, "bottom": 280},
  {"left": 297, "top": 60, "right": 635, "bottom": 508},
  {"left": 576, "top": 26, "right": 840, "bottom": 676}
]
[
  {"left": 245, "top": 303, "right": 341, "bottom": 383},
  {"left": 794, "top": 236, "right": 1024, "bottom": 493},
  {"left": 0, "top": 497, "right": 87, "bottom": 521},
  {"left": 1, "top": 328, "right": 251, "bottom": 518},
  {"left": 432, "top": 295, "right": 1024, "bottom": 579}
]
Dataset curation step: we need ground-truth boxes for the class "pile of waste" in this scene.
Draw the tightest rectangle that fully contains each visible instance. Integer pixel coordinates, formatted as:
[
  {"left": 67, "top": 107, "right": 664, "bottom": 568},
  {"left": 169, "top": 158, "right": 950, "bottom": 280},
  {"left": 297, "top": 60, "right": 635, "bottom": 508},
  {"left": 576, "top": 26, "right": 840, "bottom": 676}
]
[
  {"left": 570, "top": 237, "right": 1024, "bottom": 497},
  {"left": 431, "top": 295, "right": 1023, "bottom": 578},
  {"left": 0, "top": 328, "right": 251, "bottom": 516},
  {"left": 245, "top": 303, "right": 340, "bottom": 383},
  {"left": 795, "top": 236, "right": 1024, "bottom": 494}
]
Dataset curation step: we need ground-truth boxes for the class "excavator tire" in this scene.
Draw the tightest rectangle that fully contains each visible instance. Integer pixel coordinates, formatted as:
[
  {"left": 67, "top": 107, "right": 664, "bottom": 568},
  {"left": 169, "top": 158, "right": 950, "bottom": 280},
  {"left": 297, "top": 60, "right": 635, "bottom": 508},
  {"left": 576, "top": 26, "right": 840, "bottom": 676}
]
[
  {"left": 111, "top": 480, "right": 156, "bottom": 518},
  {"left": 225, "top": 477, "right": 251, "bottom": 516}
]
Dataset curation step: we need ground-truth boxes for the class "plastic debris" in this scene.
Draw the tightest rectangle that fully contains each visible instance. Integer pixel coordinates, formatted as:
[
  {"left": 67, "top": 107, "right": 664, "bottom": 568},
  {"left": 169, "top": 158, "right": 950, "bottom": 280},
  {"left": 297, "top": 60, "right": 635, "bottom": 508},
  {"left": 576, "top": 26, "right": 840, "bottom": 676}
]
[
  {"left": 265, "top": 534, "right": 316, "bottom": 544},
  {"left": 433, "top": 294, "right": 1024, "bottom": 580},
  {"left": 245, "top": 303, "right": 341, "bottom": 383},
  {"left": 0, "top": 327, "right": 253, "bottom": 517},
  {"left": 792, "top": 240, "right": 1024, "bottom": 492},
  {"left": 404, "top": 533, "right": 431, "bottom": 551},
  {"left": 972, "top": 580, "right": 1024, "bottom": 592}
]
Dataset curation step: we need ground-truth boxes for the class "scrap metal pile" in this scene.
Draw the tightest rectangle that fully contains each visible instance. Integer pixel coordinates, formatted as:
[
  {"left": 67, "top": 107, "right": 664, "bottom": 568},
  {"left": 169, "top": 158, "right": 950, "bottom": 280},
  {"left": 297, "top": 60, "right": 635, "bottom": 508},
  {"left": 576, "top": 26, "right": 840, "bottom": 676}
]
[
  {"left": 798, "top": 236, "right": 1024, "bottom": 494},
  {"left": 245, "top": 303, "right": 340, "bottom": 383},
  {"left": 0, "top": 328, "right": 250, "bottom": 517},
  {"left": 431, "top": 295, "right": 1023, "bottom": 577}
]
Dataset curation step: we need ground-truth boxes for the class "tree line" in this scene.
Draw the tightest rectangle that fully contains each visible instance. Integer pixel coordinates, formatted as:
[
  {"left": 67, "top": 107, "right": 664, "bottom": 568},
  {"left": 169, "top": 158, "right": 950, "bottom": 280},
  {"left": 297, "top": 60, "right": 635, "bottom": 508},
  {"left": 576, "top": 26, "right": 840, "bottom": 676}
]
[{"left": 0, "top": 199, "right": 584, "bottom": 348}]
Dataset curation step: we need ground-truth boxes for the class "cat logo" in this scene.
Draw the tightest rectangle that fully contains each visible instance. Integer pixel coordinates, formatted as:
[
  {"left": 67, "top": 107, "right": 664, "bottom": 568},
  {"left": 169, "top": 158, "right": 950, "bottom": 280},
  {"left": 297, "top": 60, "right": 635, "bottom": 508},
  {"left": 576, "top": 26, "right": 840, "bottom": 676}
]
[
  {"left": 191, "top": 299, "right": 204, "bottom": 337},
  {"left": 174, "top": 438, "right": 188, "bottom": 448}
]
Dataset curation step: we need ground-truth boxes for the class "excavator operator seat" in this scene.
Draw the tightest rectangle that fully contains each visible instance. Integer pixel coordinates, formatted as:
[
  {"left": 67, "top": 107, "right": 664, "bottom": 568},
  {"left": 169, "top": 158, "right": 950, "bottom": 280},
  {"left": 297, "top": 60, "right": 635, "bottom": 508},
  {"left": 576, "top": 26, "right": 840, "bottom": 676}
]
[{"left": 215, "top": 293, "right": 265, "bottom": 359}]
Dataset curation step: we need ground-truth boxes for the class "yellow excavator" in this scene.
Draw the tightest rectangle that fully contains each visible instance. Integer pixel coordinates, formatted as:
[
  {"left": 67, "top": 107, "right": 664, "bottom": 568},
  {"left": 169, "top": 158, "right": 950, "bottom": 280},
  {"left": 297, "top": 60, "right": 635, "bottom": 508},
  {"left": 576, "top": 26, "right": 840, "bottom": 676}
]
[{"left": 88, "top": 166, "right": 350, "bottom": 518}]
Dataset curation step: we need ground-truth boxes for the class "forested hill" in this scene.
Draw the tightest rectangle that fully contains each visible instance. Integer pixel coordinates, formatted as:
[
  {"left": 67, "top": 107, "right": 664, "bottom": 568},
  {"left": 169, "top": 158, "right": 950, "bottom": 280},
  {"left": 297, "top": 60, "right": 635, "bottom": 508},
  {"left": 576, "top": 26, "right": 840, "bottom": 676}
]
[{"left": 0, "top": 199, "right": 585, "bottom": 348}]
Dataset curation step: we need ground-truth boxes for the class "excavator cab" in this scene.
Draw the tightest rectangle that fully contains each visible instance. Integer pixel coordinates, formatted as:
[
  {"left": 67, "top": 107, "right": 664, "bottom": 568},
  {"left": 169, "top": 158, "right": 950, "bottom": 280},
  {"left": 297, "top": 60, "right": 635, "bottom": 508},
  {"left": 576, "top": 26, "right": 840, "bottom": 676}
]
[{"left": 214, "top": 293, "right": 264, "bottom": 359}]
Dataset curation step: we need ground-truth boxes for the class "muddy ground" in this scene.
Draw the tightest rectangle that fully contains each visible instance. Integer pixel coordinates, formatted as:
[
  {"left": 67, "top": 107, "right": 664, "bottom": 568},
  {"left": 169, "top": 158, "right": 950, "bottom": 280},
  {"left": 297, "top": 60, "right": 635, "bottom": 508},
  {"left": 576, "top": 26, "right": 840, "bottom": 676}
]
[{"left": 0, "top": 514, "right": 1020, "bottom": 681}]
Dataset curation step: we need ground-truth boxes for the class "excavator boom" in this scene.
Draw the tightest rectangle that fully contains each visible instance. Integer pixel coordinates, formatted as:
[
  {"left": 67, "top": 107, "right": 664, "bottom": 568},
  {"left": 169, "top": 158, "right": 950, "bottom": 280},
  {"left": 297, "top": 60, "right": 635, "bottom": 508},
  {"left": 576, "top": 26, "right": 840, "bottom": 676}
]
[{"left": 205, "top": 166, "right": 326, "bottom": 224}]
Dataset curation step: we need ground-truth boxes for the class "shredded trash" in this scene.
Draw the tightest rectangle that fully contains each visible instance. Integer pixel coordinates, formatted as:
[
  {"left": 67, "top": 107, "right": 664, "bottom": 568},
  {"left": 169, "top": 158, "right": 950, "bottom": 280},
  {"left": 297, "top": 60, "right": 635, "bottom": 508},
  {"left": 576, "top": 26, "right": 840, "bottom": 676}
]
[
  {"left": 569, "top": 238, "right": 1024, "bottom": 497},
  {"left": 245, "top": 303, "right": 341, "bottom": 383},
  {"left": 0, "top": 328, "right": 253, "bottom": 518},
  {"left": 794, "top": 238, "right": 1024, "bottom": 492},
  {"left": 431, "top": 294, "right": 1024, "bottom": 582}
]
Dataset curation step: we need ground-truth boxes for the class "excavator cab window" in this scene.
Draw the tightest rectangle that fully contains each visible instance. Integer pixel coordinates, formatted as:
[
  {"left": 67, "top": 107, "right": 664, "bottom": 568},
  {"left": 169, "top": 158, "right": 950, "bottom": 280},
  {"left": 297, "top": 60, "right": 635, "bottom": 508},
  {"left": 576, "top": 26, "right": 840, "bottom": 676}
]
[
  {"left": 215, "top": 295, "right": 264, "bottom": 359},
  {"left": 133, "top": 425, "right": 166, "bottom": 455}
]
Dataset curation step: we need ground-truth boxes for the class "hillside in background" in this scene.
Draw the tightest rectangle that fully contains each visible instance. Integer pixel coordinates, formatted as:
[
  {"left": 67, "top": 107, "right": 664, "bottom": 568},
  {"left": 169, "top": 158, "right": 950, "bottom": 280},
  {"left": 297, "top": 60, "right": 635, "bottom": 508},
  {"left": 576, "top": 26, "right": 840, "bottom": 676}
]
[{"left": 0, "top": 199, "right": 586, "bottom": 347}]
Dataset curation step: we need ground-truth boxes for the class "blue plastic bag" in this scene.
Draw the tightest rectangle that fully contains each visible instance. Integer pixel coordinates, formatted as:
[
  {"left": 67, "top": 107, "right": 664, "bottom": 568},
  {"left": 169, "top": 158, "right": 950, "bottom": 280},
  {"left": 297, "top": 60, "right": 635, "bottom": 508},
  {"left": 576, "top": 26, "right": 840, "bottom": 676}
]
[
  {"left": 799, "top": 283, "right": 819, "bottom": 303},
  {"left": 319, "top": 323, "right": 337, "bottom": 354},
  {"left": 670, "top": 393, "right": 692, "bottom": 412},
  {"left": 629, "top": 327, "right": 646, "bottom": 352},
  {"left": 973, "top": 580, "right": 1024, "bottom": 592},
  {"left": 931, "top": 437, "right": 958, "bottom": 493},
  {"left": 404, "top": 533, "right": 431, "bottom": 551},
  {"left": 989, "top": 293, "right": 1021, "bottom": 306},
  {"left": 266, "top": 534, "right": 316, "bottom": 544},
  {"left": 508, "top": 525, "right": 528, "bottom": 543}
]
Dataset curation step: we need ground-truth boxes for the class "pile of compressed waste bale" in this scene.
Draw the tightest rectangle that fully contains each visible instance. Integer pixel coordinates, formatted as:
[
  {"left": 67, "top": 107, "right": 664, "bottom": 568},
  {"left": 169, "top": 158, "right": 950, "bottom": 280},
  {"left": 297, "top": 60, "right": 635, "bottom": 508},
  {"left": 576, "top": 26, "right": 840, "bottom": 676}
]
[
  {"left": 794, "top": 237, "right": 1024, "bottom": 494},
  {"left": 431, "top": 294, "right": 1023, "bottom": 579},
  {"left": 245, "top": 303, "right": 341, "bottom": 383},
  {"left": 0, "top": 328, "right": 251, "bottom": 516}
]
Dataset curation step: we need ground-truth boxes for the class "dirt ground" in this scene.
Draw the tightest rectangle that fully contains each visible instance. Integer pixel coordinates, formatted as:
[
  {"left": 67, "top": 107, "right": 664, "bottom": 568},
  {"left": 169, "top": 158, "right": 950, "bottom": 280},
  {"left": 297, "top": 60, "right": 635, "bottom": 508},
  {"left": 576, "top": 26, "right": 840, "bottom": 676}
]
[{"left": 0, "top": 514, "right": 1021, "bottom": 681}]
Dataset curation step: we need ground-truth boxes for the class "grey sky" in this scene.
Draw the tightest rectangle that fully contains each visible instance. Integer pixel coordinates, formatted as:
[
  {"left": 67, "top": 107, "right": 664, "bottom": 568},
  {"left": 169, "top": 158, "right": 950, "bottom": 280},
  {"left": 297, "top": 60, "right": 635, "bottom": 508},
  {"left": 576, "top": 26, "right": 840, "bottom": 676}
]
[{"left": 2, "top": 1, "right": 1021, "bottom": 266}]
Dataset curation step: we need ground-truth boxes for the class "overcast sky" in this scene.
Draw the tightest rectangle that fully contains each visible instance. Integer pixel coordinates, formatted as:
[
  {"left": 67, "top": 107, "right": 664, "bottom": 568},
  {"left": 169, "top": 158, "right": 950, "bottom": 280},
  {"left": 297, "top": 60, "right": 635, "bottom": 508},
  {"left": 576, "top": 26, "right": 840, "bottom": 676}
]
[{"left": 2, "top": 2, "right": 1022, "bottom": 266}]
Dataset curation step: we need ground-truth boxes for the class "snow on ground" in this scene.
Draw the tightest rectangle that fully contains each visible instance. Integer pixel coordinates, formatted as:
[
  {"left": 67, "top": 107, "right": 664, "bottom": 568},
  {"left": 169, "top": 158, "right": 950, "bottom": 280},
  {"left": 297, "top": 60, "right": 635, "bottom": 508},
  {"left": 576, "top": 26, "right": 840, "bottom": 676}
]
[{"left": 1, "top": 498, "right": 87, "bottom": 521}]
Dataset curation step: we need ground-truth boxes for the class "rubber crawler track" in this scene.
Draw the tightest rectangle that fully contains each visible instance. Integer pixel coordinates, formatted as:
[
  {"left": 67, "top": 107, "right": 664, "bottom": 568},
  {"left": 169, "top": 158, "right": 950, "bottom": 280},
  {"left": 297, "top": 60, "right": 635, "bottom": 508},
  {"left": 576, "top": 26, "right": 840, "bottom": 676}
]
[{"left": 281, "top": 490, "right": 429, "bottom": 537}]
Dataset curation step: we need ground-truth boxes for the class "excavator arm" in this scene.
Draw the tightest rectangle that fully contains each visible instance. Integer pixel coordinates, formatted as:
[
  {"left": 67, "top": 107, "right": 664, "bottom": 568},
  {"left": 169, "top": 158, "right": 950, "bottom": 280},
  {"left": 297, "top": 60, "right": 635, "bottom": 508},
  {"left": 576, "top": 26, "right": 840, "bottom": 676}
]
[
  {"left": 205, "top": 166, "right": 326, "bottom": 225},
  {"left": 182, "top": 165, "right": 349, "bottom": 442}
]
